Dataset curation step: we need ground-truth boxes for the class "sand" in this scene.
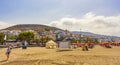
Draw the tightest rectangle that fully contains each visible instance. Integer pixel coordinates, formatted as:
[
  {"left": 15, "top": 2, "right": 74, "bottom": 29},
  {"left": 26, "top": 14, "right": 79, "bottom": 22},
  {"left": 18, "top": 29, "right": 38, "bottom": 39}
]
[{"left": 0, "top": 46, "right": 120, "bottom": 65}]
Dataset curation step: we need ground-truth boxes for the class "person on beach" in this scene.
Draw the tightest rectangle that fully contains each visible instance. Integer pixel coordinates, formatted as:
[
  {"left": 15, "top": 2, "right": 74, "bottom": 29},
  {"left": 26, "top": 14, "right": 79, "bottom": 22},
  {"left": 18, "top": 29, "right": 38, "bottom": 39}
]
[
  {"left": 82, "top": 44, "right": 85, "bottom": 51},
  {"left": 85, "top": 43, "right": 88, "bottom": 51},
  {"left": 6, "top": 45, "right": 13, "bottom": 60},
  {"left": 22, "top": 42, "right": 27, "bottom": 49}
]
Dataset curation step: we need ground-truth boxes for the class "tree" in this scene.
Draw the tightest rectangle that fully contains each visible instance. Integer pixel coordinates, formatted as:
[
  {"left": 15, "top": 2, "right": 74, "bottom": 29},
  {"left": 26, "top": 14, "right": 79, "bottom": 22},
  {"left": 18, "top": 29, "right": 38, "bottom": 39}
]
[
  {"left": 56, "top": 34, "right": 58, "bottom": 40},
  {"left": 18, "top": 32, "right": 35, "bottom": 45},
  {"left": 71, "top": 38, "right": 77, "bottom": 43},
  {"left": 93, "top": 38, "right": 99, "bottom": 44},
  {"left": 44, "top": 28, "right": 51, "bottom": 42},
  {"left": 34, "top": 38, "right": 41, "bottom": 45},
  {"left": 7, "top": 35, "right": 18, "bottom": 40},
  {"left": 0, "top": 33, "right": 4, "bottom": 45},
  {"left": 40, "top": 36, "right": 53, "bottom": 47},
  {"left": 44, "top": 28, "right": 50, "bottom": 32},
  {"left": 60, "top": 36, "right": 65, "bottom": 41}
]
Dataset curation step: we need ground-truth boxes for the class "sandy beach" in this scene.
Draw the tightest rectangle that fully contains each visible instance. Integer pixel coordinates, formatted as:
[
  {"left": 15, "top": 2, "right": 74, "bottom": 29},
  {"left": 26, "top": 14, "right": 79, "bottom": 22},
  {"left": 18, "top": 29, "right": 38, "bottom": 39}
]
[{"left": 0, "top": 46, "right": 120, "bottom": 65}]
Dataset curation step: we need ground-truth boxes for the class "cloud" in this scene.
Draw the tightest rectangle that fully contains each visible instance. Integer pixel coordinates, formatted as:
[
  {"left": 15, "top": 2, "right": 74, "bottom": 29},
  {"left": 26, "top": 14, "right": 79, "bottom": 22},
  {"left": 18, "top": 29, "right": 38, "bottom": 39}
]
[
  {"left": 50, "top": 12, "right": 120, "bottom": 36},
  {"left": 0, "top": 21, "right": 14, "bottom": 29}
]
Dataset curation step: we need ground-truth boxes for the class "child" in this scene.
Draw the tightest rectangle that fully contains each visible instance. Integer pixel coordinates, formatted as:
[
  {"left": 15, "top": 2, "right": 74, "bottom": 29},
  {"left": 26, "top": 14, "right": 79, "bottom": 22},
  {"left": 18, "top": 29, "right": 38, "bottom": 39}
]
[{"left": 6, "top": 45, "right": 12, "bottom": 60}]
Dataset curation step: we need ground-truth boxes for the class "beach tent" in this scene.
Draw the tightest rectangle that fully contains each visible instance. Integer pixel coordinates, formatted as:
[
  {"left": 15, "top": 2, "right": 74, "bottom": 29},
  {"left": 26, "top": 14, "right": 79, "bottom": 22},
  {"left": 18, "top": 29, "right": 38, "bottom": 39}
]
[{"left": 46, "top": 40, "right": 57, "bottom": 49}]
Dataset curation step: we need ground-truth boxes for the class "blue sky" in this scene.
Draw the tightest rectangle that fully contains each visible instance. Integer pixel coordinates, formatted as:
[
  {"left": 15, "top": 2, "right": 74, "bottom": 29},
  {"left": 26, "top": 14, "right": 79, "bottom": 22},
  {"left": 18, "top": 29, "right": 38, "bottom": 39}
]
[
  {"left": 0, "top": 0, "right": 120, "bottom": 24},
  {"left": 0, "top": 0, "right": 120, "bottom": 36}
]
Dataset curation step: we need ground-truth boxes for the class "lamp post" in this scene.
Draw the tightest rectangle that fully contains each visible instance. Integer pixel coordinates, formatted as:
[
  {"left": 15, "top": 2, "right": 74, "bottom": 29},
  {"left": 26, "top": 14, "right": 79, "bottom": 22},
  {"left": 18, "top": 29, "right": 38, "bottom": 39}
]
[{"left": 79, "top": 28, "right": 82, "bottom": 43}]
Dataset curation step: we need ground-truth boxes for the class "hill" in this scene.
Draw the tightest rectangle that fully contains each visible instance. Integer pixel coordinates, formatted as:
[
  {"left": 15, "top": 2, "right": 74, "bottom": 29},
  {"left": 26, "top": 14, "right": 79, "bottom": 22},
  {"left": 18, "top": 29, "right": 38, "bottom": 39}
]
[
  {"left": 1, "top": 24, "right": 120, "bottom": 42},
  {"left": 2, "top": 24, "right": 63, "bottom": 32},
  {"left": 73, "top": 31, "right": 120, "bottom": 42}
]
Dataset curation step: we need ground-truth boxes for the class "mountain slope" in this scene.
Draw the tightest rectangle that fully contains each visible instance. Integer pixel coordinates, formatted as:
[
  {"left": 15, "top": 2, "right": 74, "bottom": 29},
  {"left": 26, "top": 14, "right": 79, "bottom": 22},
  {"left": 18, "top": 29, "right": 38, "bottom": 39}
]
[
  {"left": 3, "top": 24, "right": 62, "bottom": 32},
  {"left": 1, "top": 24, "right": 120, "bottom": 42},
  {"left": 73, "top": 31, "right": 120, "bottom": 42}
]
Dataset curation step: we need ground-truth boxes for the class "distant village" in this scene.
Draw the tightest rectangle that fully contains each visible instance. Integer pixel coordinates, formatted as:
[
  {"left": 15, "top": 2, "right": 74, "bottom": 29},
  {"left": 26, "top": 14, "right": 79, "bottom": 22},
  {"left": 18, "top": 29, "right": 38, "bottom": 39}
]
[
  {"left": 0, "top": 29, "right": 78, "bottom": 42},
  {"left": 0, "top": 28, "right": 119, "bottom": 44}
]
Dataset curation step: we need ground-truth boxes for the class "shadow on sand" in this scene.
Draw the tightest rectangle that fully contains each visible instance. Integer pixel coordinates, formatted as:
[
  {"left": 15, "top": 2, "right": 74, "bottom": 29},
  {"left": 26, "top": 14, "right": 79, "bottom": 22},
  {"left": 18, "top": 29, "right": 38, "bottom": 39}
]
[{"left": 56, "top": 49, "right": 72, "bottom": 52}]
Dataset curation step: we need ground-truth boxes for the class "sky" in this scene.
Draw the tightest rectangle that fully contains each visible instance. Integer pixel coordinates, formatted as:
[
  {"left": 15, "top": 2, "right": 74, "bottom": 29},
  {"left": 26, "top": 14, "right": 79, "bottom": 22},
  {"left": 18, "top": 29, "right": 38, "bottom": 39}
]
[{"left": 0, "top": 0, "right": 120, "bottom": 36}]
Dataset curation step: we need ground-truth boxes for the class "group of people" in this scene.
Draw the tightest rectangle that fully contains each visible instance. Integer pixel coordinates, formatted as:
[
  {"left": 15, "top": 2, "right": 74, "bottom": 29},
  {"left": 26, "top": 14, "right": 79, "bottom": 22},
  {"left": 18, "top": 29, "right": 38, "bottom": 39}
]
[
  {"left": 80, "top": 42, "right": 94, "bottom": 51},
  {"left": 100, "top": 42, "right": 120, "bottom": 48},
  {"left": 111, "top": 42, "right": 120, "bottom": 46},
  {"left": 100, "top": 42, "right": 112, "bottom": 48},
  {"left": 81, "top": 44, "right": 89, "bottom": 51}
]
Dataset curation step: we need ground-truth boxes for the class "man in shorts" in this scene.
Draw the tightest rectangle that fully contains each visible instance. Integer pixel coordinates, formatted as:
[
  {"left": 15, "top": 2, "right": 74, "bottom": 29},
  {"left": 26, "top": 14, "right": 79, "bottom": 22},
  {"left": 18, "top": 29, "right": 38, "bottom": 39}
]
[{"left": 6, "top": 45, "right": 13, "bottom": 60}]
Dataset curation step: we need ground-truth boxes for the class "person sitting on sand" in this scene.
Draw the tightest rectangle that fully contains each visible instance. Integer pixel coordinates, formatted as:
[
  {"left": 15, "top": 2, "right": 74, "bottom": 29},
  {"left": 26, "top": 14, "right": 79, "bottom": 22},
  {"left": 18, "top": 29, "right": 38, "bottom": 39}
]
[
  {"left": 6, "top": 45, "right": 13, "bottom": 60},
  {"left": 22, "top": 42, "right": 27, "bottom": 49},
  {"left": 82, "top": 44, "right": 85, "bottom": 51}
]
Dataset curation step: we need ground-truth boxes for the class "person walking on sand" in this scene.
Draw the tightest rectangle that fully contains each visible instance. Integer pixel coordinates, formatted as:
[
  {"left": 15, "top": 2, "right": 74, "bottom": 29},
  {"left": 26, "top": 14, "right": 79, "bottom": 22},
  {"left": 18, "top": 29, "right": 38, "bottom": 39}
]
[{"left": 6, "top": 45, "right": 13, "bottom": 60}]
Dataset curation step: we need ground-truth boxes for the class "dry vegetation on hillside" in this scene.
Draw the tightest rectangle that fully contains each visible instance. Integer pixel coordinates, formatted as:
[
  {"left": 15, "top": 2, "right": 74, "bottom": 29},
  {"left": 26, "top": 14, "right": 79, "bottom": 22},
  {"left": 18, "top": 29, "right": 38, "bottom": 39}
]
[{"left": 3, "top": 24, "right": 62, "bottom": 31}]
